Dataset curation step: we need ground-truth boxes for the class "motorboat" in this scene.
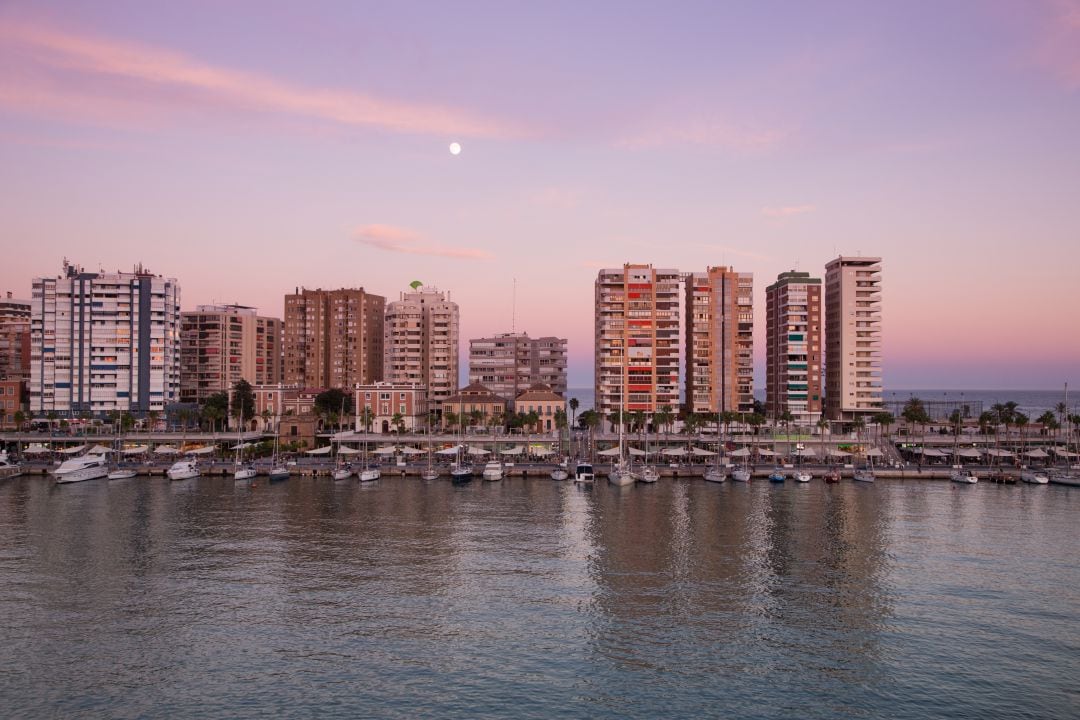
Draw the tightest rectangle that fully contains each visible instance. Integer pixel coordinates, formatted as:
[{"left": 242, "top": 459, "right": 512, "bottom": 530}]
[
  {"left": 794, "top": 471, "right": 812, "bottom": 483},
  {"left": 638, "top": 465, "right": 660, "bottom": 483},
  {"left": 1020, "top": 470, "right": 1049, "bottom": 484},
  {"left": 358, "top": 462, "right": 381, "bottom": 482},
  {"left": 951, "top": 468, "right": 978, "bottom": 484},
  {"left": 482, "top": 460, "right": 504, "bottom": 481},
  {"left": 768, "top": 467, "right": 786, "bottom": 483},
  {"left": 108, "top": 469, "right": 138, "bottom": 480},
  {"left": 0, "top": 451, "right": 23, "bottom": 480},
  {"left": 1048, "top": 469, "right": 1080, "bottom": 486},
  {"left": 166, "top": 458, "right": 200, "bottom": 481},
  {"left": 550, "top": 467, "right": 569, "bottom": 481},
  {"left": 824, "top": 468, "right": 841, "bottom": 484},
  {"left": 853, "top": 467, "right": 876, "bottom": 483},
  {"left": 54, "top": 454, "right": 108, "bottom": 483},
  {"left": 704, "top": 466, "right": 726, "bottom": 483},
  {"left": 573, "top": 462, "right": 594, "bottom": 485}
]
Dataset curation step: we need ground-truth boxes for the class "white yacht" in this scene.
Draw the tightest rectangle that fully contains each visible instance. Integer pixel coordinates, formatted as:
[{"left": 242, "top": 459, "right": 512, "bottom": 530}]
[
  {"left": 167, "top": 458, "right": 200, "bottom": 481},
  {"left": 234, "top": 464, "right": 258, "bottom": 481},
  {"left": 638, "top": 465, "right": 660, "bottom": 483},
  {"left": 608, "top": 459, "right": 635, "bottom": 486},
  {"left": 573, "top": 462, "right": 594, "bottom": 485},
  {"left": 950, "top": 468, "right": 978, "bottom": 484},
  {"left": 108, "top": 468, "right": 138, "bottom": 480},
  {"left": 358, "top": 462, "right": 381, "bottom": 482},
  {"left": 0, "top": 451, "right": 22, "bottom": 480},
  {"left": 482, "top": 460, "right": 504, "bottom": 481},
  {"left": 731, "top": 467, "right": 751, "bottom": 483},
  {"left": 54, "top": 454, "right": 109, "bottom": 483},
  {"left": 332, "top": 464, "right": 353, "bottom": 481},
  {"left": 853, "top": 468, "right": 876, "bottom": 483},
  {"left": 704, "top": 466, "right": 726, "bottom": 483},
  {"left": 794, "top": 471, "right": 812, "bottom": 483},
  {"left": 1020, "top": 470, "right": 1049, "bottom": 484}
]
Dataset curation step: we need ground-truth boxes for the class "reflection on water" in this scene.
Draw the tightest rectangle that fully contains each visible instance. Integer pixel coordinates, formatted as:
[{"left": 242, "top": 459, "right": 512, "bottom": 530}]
[{"left": 0, "top": 477, "right": 1076, "bottom": 719}]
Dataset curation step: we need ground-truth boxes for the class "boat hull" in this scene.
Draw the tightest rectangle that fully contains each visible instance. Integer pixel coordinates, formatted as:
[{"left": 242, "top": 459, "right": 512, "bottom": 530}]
[
  {"left": 550, "top": 469, "right": 569, "bottom": 481},
  {"left": 56, "top": 465, "right": 109, "bottom": 483},
  {"left": 704, "top": 469, "right": 726, "bottom": 483},
  {"left": 108, "top": 470, "right": 138, "bottom": 480},
  {"left": 234, "top": 468, "right": 258, "bottom": 480}
]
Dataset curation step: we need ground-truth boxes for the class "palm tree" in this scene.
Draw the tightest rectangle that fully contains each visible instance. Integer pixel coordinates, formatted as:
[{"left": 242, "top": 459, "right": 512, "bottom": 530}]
[
  {"left": 872, "top": 411, "right": 895, "bottom": 443},
  {"left": 1014, "top": 412, "right": 1029, "bottom": 459},
  {"left": 568, "top": 397, "right": 580, "bottom": 430},
  {"left": 654, "top": 405, "right": 674, "bottom": 436},
  {"left": 391, "top": 413, "right": 405, "bottom": 435},
  {"left": 358, "top": 407, "right": 375, "bottom": 433}
]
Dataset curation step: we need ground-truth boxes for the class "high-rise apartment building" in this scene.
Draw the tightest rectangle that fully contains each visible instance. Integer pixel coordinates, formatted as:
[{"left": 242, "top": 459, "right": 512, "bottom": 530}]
[
  {"left": 384, "top": 286, "right": 459, "bottom": 412},
  {"left": 468, "top": 332, "right": 567, "bottom": 399},
  {"left": 0, "top": 292, "right": 31, "bottom": 383},
  {"left": 594, "top": 264, "right": 680, "bottom": 417},
  {"left": 824, "top": 256, "right": 883, "bottom": 421},
  {"left": 30, "top": 262, "right": 181, "bottom": 416},
  {"left": 180, "top": 304, "right": 283, "bottom": 404},
  {"left": 684, "top": 266, "right": 754, "bottom": 415},
  {"left": 283, "top": 288, "right": 384, "bottom": 390},
  {"left": 765, "top": 271, "right": 822, "bottom": 425}
]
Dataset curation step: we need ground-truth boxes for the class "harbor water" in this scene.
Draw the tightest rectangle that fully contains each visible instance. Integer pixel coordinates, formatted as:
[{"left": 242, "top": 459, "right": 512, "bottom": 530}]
[{"left": 0, "top": 476, "right": 1077, "bottom": 718}]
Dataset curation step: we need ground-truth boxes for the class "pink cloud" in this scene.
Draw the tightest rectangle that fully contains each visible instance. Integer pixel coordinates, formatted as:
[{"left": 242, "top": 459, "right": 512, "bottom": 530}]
[
  {"left": 761, "top": 204, "right": 816, "bottom": 217},
  {"left": 0, "top": 19, "right": 528, "bottom": 138},
  {"left": 618, "top": 114, "right": 792, "bottom": 151},
  {"left": 354, "top": 224, "right": 493, "bottom": 260}
]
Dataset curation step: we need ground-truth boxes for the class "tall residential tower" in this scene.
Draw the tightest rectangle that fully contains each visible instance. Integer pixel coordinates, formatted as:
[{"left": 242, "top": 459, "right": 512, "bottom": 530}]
[
  {"left": 30, "top": 262, "right": 181, "bottom": 416},
  {"left": 468, "top": 332, "right": 567, "bottom": 399},
  {"left": 765, "top": 271, "right": 822, "bottom": 425},
  {"left": 824, "top": 256, "right": 883, "bottom": 421},
  {"left": 283, "top": 288, "right": 384, "bottom": 390},
  {"left": 384, "top": 285, "right": 459, "bottom": 412},
  {"left": 684, "top": 266, "right": 754, "bottom": 416},
  {"left": 594, "top": 264, "right": 680, "bottom": 418},
  {"left": 180, "top": 304, "right": 283, "bottom": 404}
]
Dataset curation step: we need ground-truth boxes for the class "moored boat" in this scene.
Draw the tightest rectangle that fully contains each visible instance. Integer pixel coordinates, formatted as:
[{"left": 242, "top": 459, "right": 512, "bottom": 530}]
[
  {"left": 1020, "top": 470, "right": 1048, "bottom": 484},
  {"left": 482, "top": 459, "right": 504, "bottom": 481},
  {"left": 768, "top": 467, "right": 786, "bottom": 483},
  {"left": 0, "top": 451, "right": 22, "bottom": 480},
  {"left": 573, "top": 462, "right": 594, "bottom": 485},
  {"left": 54, "top": 454, "right": 109, "bottom": 483},
  {"left": 166, "top": 458, "right": 199, "bottom": 481},
  {"left": 550, "top": 467, "right": 569, "bottom": 481},
  {"left": 107, "top": 469, "right": 138, "bottom": 480},
  {"left": 950, "top": 468, "right": 978, "bottom": 484}
]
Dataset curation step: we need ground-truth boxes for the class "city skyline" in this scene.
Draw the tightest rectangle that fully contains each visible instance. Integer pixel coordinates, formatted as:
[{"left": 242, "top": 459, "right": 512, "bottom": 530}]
[{"left": 2, "top": 2, "right": 1078, "bottom": 389}]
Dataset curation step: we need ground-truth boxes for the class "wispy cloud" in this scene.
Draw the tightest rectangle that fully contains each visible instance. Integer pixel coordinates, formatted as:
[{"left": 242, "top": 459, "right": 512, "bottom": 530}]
[
  {"left": 618, "top": 114, "right": 792, "bottom": 151},
  {"left": 761, "top": 204, "right": 815, "bottom": 218},
  {"left": 1033, "top": 0, "right": 1080, "bottom": 89},
  {"left": 354, "top": 224, "right": 492, "bottom": 260},
  {"left": 697, "top": 244, "right": 773, "bottom": 262},
  {"left": 0, "top": 19, "right": 527, "bottom": 137}
]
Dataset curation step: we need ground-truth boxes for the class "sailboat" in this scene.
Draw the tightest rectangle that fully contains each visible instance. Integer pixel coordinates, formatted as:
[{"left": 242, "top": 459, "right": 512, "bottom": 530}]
[
  {"left": 608, "top": 399, "right": 635, "bottom": 486},
  {"left": 482, "top": 425, "right": 503, "bottom": 480},
  {"left": 853, "top": 447, "right": 875, "bottom": 482},
  {"left": 108, "top": 432, "right": 137, "bottom": 479},
  {"left": 358, "top": 432, "right": 381, "bottom": 482},
  {"left": 638, "top": 413, "right": 659, "bottom": 483},
  {"left": 267, "top": 418, "right": 290, "bottom": 481},
  {"left": 332, "top": 443, "right": 354, "bottom": 481},
  {"left": 421, "top": 435, "right": 440, "bottom": 481},
  {"left": 449, "top": 397, "right": 473, "bottom": 482},
  {"left": 233, "top": 398, "right": 257, "bottom": 481},
  {"left": 704, "top": 415, "right": 726, "bottom": 483},
  {"left": 730, "top": 415, "right": 751, "bottom": 482},
  {"left": 949, "top": 417, "right": 977, "bottom": 484},
  {"left": 167, "top": 422, "right": 200, "bottom": 480}
]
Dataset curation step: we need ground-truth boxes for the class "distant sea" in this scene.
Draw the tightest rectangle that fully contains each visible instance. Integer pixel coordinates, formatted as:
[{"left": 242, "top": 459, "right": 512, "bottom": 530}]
[{"left": 567, "top": 387, "right": 1074, "bottom": 419}]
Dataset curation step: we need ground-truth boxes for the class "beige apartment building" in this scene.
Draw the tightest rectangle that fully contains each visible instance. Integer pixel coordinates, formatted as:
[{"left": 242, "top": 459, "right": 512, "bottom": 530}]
[
  {"left": 684, "top": 266, "right": 754, "bottom": 416},
  {"left": 765, "top": 271, "right": 822, "bottom": 425},
  {"left": 469, "top": 332, "right": 567, "bottom": 399},
  {"left": 283, "top": 287, "right": 384, "bottom": 390},
  {"left": 179, "top": 304, "right": 282, "bottom": 404},
  {"left": 824, "top": 256, "right": 883, "bottom": 421},
  {"left": 384, "top": 286, "right": 459, "bottom": 413},
  {"left": 594, "top": 264, "right": 680, "bottom": 418},
  {"left": 0, "top": 292, "right": 31, "bottom": 385}
]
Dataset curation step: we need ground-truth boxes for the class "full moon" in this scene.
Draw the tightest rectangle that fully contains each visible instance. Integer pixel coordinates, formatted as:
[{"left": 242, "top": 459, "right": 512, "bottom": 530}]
[{"left": 449, "top": 142, "right": 462, "bottom": 156}]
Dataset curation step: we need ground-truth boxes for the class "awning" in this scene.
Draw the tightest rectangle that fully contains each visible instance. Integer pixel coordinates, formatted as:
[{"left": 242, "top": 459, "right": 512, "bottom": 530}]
[
  {"left": 1053, "top": 447, "right": 1078, "bottom": 457},
  {"left": 985, "top": 448, "right": 1014, "bottom": 458},
  {"left": 691, "top": 447, "right": 716, "bottom": 457},
  {"left": 756, "top": 448, "right": 777, "bottom": 457},
  {"left": 865, "top": 448, "right": 885, "bottom": 457},
  {"left": 729, "top": 448, "right": 751, "bottom": 457},
  {"left": 436, "top": 446, "right": 461, "bottom": 455},
  {"left": 337, "top": 446, "right": 361, "bottom": 455},
  {"left": 827, "top": 448, "right": 851, "bottom": 457},
  {"left": 628, "top": 447, "right": 646, "bottom": 456},
  {"left": 597, "top": 446, "right": 622, "bottom": 457},
  {"left": 186, "top": 446, "right": 215, "bottom": 455},
  {"left": 500, "top": 446, "right": 525, "bottom": 456},
  {"left": 467, "top": 446, "right": 490, "bottom": 456},
  {"left": 1023, "top": 449, "right": 1049, "bottom": 458},
  {"left": 922, "top": 448, "right": 946, "bottom": 458},
  {"left": 229, "top": 442, "right": 254, "bottom": 450},
  {"left": 399, "top": 446, "right": 424, "bottom": 455},
  {"left": 373, "top": 446, "right": 397, "bottom": 455},
  {"left": 661, "top": 447, "right": 688, "bottom": 456},
  {"left": 122, "top": 445, "right": 149, "bottom": 455},
  {"left": 957, "top": 448, "right": 983, "bottom": 459},
  {"left": 795, "top": 447, "right": 817, "bottom": 457},
  {"left": 86, "top": 445, "right": 113, "bottom": 455},
  {"left": 154, "top": 445, "right": 180, "bottom": 455},
  {"left": 305, "top": 446, "right": 333, "bottom": 455},
  {"left": 60, "top": 444, "right": 88, "bottom": 455},
  {"left": 22, "top": 444, "right": 51, "bottom": 454},
  {"left": 532, "top": 447, "right": 555, "bottom": 457}
]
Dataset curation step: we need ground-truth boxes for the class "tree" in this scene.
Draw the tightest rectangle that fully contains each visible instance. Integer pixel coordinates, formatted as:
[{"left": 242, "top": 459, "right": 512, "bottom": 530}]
[
  {"left": 525, "top": 410, "right": 541, "bottom": 434},
  {"left": 948, "top": 409, "right": 963, "bottom": 436},
  {"left": 901, "top": 398, "right": 929, "bottom": 438},
  {"left": 443, "top": 410, "right": 459, "bottom": 432},
  {"left": 568, "top": 398, "right": 580, "bottom": 429},
  {"left": 202, "top": 404, "right": 224, "bottom": 433},
  {"left": 232, "top": 379, "right": 256, "bottom": 423},
  {"left": 148, "top": 410, "right": 161, "bottom": 432},
  {"left": 872, "top": 411, "right": 895, "bottom": 441},
  {"left": 469, "top": 409, "right": 483, "bottom": 429},
  {"left": 203, "top": 392, "right": 229, "bottom": 431},
  {"left": 745, "top": 413, "right": 767, "bottom": 435},
  {"left": 391, "top": 412, "right": 405, "bottom": 434},
  {"left": 13, "top": 410, "right": 26, "bottom": 431},
  {"left": 778, "top": 410, "right": 795, "bottom": 436},
  {"left": 314, "top": 388, "right": 353, "bottom": 418},
  {"left": 554, "top": 408, "right": 567, "bottom": 430},
  {"left": 1014, "top": 412, "right": 1029, "bottom": 456},
  {"left": 655, "top": 405, "right": 674, "bottom": 435},
  {"left": 1037, "top": 410, "right": 1058, "bottom": 437},
  {"left": 358, "top": 407, "right": 375, "bottom": 433}
]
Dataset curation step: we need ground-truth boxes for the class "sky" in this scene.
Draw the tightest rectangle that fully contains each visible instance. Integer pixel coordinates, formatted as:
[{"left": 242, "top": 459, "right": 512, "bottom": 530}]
[{"left": 1, "top": 0, "right": 1078, "bottom": 390}]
